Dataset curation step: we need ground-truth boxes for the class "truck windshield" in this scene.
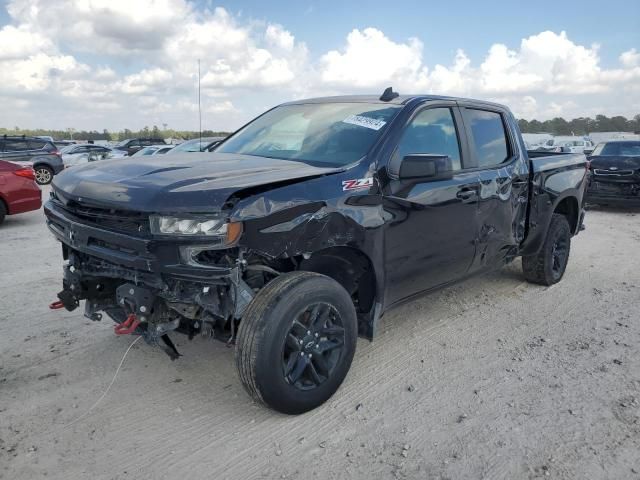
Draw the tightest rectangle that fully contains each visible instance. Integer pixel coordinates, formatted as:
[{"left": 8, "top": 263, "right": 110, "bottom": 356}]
[{"left": 217, "top": 103, "right": 401, "bottom": 167}]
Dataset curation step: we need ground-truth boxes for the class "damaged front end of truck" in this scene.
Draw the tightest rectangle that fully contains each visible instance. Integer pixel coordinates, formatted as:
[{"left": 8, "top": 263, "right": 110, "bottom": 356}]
[
  {"left": 45, "top": 193, "right": 255, "bottom": 358},
  {"left": 43, "top": 159, "right": 383, "bottom": 360}
]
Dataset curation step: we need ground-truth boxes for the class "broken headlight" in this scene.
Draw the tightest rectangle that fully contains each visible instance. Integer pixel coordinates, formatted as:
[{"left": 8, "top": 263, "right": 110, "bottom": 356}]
[{"left": 150, "top": 215, "right": 242, "bottom": 244}]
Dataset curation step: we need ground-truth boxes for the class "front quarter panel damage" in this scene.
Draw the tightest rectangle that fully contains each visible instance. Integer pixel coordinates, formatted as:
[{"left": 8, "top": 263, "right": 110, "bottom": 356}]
[{"left": 230, "top": 170, "right": 387, "bottom": 338}]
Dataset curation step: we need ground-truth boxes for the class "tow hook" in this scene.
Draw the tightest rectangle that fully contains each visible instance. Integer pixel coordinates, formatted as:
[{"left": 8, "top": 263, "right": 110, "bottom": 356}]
[
  {"left": 49, "top": 289, "right": 80, "bottom": 311},
  {"left": 114, "top": 313, "right": 141, "bottom": 335}
]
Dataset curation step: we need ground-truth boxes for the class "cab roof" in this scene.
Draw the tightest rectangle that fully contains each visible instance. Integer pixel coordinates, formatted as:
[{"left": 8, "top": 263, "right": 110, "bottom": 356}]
[{"left": 281, "top": 93, "right": 507, "bottom": 111}]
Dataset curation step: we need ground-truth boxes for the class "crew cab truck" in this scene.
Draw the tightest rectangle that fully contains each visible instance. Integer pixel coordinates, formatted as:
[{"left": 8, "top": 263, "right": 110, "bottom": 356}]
[{"left": 44, "top": 89, "right": 588, "bottom": 414}]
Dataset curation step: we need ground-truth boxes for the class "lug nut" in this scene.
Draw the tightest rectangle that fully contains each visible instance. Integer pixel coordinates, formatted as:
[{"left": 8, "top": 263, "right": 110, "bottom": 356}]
[
  {"left": 300, "top": 352, "right": 304, "bottom": 356},
  {"left": 299, "top": 339, "right": 303, "bottom": 344},
  {"left": 316, "top": 344, "right": 319, "bottom": 349},
  {"left": 308, "top": 353, "right": 312, "bottom": 358},
  {"left": 314, "top": 333, "right": 319, "bottom": 337},
  {"left": 306, "top": 330, "right": 311, "bottom": 335},
  {"left": 129, "top": 288, "right": 134, "bottom": 295},
  {"left": 139, "top": 306, "right": 147, "bottom": 313}
]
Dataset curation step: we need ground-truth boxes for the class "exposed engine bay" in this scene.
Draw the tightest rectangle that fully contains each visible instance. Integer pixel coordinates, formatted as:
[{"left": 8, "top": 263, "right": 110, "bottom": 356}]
[{"left": 52, "top": 245, "right": 294, "bottom": 359}]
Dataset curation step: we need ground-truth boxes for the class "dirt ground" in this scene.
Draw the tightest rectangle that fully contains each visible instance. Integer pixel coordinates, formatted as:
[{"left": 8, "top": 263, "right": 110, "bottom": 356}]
[{"left": 0, "top": 188, "right": 639, "bottom": 480}]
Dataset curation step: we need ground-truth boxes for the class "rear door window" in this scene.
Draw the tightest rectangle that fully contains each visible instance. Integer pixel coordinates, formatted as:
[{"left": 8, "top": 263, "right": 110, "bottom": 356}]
[
  {"left": 28, "top": 139, "right": 46, "bottom": 150},
  {"left": 464, "top": 109, "right": 510, "bottom": 167}
]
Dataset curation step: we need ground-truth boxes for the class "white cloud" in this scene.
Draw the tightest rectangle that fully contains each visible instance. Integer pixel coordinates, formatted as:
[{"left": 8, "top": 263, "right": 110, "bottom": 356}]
[
  {"left": 7, "top": 0, "right": 192, "bottom": 54},
  {"left": 0, "top": 2, "right": 638, "bottom": 129},
  {"left": 0, "top": 24, "right": 53, "bottom": 60},
  {"left": 320, "top": 28, "right": 427, "bottom": 89},
  {"left": 620, "top": 48, "right": 639, "bottom": 68},
  {"left": 317, "top": 29, "right": 640, "bottom": 119},
  {"left": 265, "top": 24, "right": 295, "bottom": 51}
]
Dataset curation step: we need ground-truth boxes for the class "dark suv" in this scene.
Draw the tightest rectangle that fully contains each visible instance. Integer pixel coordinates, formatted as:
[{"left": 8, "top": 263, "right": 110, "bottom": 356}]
[
  {"left": 113, "top": 138, "right": 166, "bottom": 156},
  {"left": 0, "top": 135, "right": 64, "bottom": 185}
]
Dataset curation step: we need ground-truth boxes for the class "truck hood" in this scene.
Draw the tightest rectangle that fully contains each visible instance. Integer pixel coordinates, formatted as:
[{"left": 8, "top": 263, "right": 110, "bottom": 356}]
[{"left": 52, "top": 152, "right": 343, "bottom": 213}]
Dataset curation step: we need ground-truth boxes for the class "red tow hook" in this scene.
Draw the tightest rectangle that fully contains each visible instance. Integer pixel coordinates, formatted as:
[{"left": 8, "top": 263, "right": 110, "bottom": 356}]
[
  {"left": 114, "top": 313, "right": 141, "bottom": 335},
  {"left": 49, "top": 300, "right": 65, "bottom": 310}
]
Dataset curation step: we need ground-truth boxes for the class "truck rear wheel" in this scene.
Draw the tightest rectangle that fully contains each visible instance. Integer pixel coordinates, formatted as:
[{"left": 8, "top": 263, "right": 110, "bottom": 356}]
[
  {"left": 522, "top": 213, "right": 571, "bottom": 286},
  {"left": 235, "top": 271, "right": 357, "bottom": 414}
]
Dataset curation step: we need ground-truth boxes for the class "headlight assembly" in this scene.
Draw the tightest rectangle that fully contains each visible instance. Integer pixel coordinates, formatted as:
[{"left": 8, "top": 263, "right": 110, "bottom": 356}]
[{"left": 149, "top": 215, "right": 242, "bottom": 246}]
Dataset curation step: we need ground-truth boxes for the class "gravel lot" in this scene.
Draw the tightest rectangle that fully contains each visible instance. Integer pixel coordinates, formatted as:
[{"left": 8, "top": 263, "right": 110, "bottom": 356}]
[{"left": 1, "top": 187, "right": 639, "bottom": 480}]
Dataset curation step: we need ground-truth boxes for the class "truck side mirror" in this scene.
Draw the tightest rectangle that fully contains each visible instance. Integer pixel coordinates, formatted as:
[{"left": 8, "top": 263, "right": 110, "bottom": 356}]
[{"left": 398, "top": 154, "right": 453, "bottom": 180}]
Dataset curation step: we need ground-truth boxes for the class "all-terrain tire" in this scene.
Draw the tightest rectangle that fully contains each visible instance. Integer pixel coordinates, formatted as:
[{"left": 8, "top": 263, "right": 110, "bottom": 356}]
[
  {"left": 522, "top": 213, "right": 572, "bottom": 286},
  {"left": 0, "top": 200, "right": 6, "bottom": 225},
  {"left": 235, "top": 271, "right": 357, "bottom": 414}
]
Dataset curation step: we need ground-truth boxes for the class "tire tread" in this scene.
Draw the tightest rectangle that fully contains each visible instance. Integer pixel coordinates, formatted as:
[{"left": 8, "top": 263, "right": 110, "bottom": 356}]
[{"left": 522, "top": 213, "right": 571, "bottom": 286}]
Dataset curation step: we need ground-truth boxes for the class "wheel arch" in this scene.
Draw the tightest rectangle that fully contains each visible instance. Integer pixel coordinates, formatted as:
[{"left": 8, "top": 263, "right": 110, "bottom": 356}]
[
  {"left": 298, "top": 245, "right": 380, "bottom": 339},
  {"left": 520, "top": 190, "right": 581, "bottom": 256},
  {"left": 0, "top": 194, "right": 8, "bottom": 216},
  {"left": 553, "top": 195, "right": 580, "bottom": 234}
]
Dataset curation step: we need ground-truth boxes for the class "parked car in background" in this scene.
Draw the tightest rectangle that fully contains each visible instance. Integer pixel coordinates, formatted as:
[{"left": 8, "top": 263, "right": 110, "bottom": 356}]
[
  {"left": 130, "top": 145, "right": 173, "bottom": 157},
  {"left": 541, "top": 137, "right": 594, "bottom": 154},
  {"left": 587, "top": 140, "right": 640, "bottom": 206},
  {"left": 61, "top": 144, "right": 114, "bottom": 167},
  {"left": 113, "top": 138, "right": 166, "bottom": 156},
  {"left": 54, "top": 140, "right": 77, "bottom": 149},
  {"left": 0, "top": 160, "right": 41, "bottom": 225},
  {"left": 558, "top": 139, "right": 595, "bottom": 154},
  {"left": 166, "top": 136, "right": 225, "bottom": 154},
  {"left": 0, "top": 135, "right": 64, "bottom": 185}
]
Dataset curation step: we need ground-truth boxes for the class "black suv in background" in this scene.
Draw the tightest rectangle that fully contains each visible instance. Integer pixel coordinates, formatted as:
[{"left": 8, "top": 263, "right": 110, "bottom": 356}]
[
  {"left": 0, "top": 135, "right": 64, "bottom": 185},
  {"left": 113, "top": 138, "right": 166, "bottom": 156}
]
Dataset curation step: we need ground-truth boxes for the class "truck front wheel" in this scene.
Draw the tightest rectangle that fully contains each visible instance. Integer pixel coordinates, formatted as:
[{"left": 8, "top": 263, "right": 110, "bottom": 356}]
[
  {"left": 235, "top": 271, "right": 357, "bottom": 414},
  {"left": 522, "top": 213, "right": 571, "bottom": 286}
]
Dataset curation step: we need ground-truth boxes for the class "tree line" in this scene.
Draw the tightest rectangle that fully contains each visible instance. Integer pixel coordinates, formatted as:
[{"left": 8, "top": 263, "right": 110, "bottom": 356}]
[
  {"left": 518, "top": 114, "right": 640, "bottom": 136},
  {"left": 0, "top": 125, "right": 230, "bottom": 141},
  {"left": 3, "top": 114, "right": 640, "bottom": 140}
]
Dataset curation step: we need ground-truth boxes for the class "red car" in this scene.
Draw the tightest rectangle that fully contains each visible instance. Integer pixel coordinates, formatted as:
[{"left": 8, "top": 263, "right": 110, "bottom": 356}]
[{"left": 0, "top": 160, "right": 42, "bottom": 225}]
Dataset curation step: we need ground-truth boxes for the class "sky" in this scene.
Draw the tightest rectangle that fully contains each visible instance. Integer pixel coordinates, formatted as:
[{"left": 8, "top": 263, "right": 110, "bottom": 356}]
[{"left": 0, "top": 0, "right": 639, "bottom": 132}]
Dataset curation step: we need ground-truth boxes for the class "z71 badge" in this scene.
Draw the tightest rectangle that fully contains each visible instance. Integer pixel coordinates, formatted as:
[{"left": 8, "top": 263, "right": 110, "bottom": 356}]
[{"left": 342, "top": 177, "right": 374, "bottom": 191}]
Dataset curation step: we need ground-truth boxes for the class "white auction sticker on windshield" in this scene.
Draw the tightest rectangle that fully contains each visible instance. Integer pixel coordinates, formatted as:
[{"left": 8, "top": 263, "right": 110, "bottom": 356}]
[{"left": 342, "top": 115, "right": 387, "bottom": 131}]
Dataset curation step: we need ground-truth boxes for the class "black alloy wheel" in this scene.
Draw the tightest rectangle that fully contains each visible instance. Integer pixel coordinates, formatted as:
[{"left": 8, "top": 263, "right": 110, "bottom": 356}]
[
  {"left": 282, "top": 302, "right": 346, "bottom": 391},
  {"left": 235, "top": 271, "right": 357, "bottom": 414},
  {"left": 522, "top": 213, "right": 572, "bottom": 286}
]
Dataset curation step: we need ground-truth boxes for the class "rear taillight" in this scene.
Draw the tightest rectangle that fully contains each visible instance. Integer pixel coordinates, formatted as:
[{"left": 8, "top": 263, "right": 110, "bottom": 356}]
[{"left": 14, "top": 168, "right": 36, "bottom": 180}]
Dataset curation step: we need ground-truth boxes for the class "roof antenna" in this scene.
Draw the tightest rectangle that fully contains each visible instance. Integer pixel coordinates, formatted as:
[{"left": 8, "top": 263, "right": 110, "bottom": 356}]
[
  {"left": 379, "top": 86, "right": 399, "bottom": 102},
  {"left": 197, "top": 59, "right": 202, "bottom": 151}
]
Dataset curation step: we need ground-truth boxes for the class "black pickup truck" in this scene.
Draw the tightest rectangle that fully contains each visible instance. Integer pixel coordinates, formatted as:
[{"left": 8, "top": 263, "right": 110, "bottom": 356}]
[{"left": 45, "top": 89, "right": 588, "bottom": 414}]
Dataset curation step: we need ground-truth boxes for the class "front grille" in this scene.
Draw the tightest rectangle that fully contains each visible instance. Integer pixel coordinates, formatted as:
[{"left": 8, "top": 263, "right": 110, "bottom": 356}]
[
  {"left": 593, "top": 169, "right": 634, "bottom": 177},
  {"left": 53, "top": 199, "right": 150, "bottom": 234}
]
